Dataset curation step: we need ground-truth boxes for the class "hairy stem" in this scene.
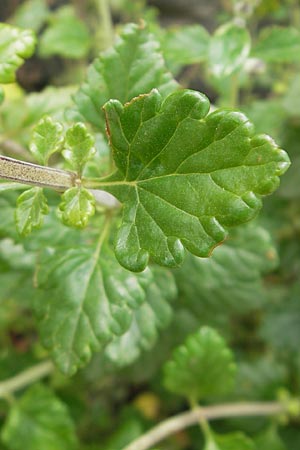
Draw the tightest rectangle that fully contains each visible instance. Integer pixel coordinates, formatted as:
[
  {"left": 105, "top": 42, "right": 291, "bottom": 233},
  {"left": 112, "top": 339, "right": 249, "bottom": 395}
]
[
  {"left": 122, "top": 401, "right": 286, "bottom": 450},
  {"left": 0, "top": 156, "right": 76, "bottom": 191},
  {"left": 0, "top": 361, "right": 54, "bottom": 399}
]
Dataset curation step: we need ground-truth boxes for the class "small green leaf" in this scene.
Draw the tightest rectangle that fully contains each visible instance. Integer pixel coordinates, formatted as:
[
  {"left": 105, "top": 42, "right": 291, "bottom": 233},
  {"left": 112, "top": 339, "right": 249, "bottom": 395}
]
[
  {"left": 1, "top": 384, "right": 78, "bottom": 450},
  {"left": 100, "top": 89, "right": 289, "bottom": 272},
  {"left": 209, "top": 22, "right": 251, "bottom": 77},
  {"left": 162, "top": 25, "right": 210, "bottom": 68},
  {"left": 105, "top": 268, "right": 176, "bottom": 366},
  {"left": 9, "top": 0, "right": 49, "bottom": 33},
  {"left": 35, "top": 243, "right": 152, "bottom": 374},
  {"left": 252, "top": 26, "right": 300, "bottom": 62},
  {"left": 39, "top": 6, "right": 91, "bottom": 59},
  {"left": 58, "top": 187, "right": 95, "bottom": 229},
  {"left": 205, "top": 432, "right": 256, "bottom": 450},
  {"left": 15, "top": 187, "right": 49, "bottom": 236},
  {"left": 30, "top": 116, "right": 64, "bottom": 165},
  {"left": 163, "top": 327, "right": 236, "bottom": 401},
  {"left": 72, "top": 22, "right": 178, "bottom": 130},
  {"left": 63, "top": 123, "right": 95, "bottom": 175},
  {"left": 0, "top": 24, "right": 36, "bottom": 83}
]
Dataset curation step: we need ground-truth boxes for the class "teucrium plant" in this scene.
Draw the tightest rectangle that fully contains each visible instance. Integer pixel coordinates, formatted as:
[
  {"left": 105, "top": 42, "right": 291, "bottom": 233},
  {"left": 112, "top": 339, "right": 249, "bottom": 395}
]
[{"left": 0, "top": 9, "right": 298, "bottom": 450}]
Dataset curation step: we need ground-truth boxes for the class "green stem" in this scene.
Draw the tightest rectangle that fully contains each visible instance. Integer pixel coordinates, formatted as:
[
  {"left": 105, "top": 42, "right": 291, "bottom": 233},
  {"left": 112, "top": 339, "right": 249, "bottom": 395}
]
[
  {"left": 94, "top": 0, "right": 114, "bottom": 51},
  {"left": 229, "top": 73, "right": 239, "bottom": 109},
  {"left": 189, "top": 397, "right": 212, "bottom": 441},
  {"left": 0, "top": 361, "right": 54, "bottom": 400}
]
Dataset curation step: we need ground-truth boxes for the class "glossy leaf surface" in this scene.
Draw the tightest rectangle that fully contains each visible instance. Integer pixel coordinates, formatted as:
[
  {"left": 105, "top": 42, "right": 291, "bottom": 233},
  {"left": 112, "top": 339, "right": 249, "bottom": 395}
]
[
  {"left": 163, "top": 327, "right": 236, "bottom": 400},
  {"left": 1, "top": 384, "right": 78, "bottom": 450},
  {"left": 35, "top": 243, "right": 152, "bottom": 374},
  {"left": 73, "top": 23, "right": 178, "bottom": 130},
  {"left": 0, "top": 24, "right": 36, "bottom": 83},
  {"left": 101, "top": 88, "right": 289, "bottom": 272}
]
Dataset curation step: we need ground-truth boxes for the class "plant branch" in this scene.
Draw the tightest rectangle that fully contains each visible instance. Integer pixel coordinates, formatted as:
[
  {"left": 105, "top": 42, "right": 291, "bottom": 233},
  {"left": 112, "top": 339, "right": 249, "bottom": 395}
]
[
  {"left": 0, "top": 156, "right": 76, "bottom": 191},
  {"left": 0, "top": 361, "right": 54, "bottom": 399},
  {"left": 122, "top": 401, "right": 286, "bottom": 450}
]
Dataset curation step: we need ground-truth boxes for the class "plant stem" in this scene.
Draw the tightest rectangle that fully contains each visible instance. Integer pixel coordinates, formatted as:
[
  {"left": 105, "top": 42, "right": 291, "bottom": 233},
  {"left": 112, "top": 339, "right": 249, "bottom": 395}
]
[
  {"left": 229, "top": 73, "right": 239, "bottom": 108},
  {"left": 122, "top": 401, "right": 286, "bottom": 450},
  {"left": 189, "top": 398, "right": 212, "bottom": 441},
  {"left": 94, "top": 0, "right": 114, "bottom": 51},
  {"left": 0, "top": 156, "right": 76, "bottom": 191},
  {"left": 0, "top": 361, "right": 54, "bottom": 399}
]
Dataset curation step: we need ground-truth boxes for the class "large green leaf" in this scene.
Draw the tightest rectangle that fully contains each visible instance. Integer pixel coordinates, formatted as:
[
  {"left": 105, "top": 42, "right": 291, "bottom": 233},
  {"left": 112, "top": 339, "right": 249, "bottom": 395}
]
[
  {"left": 38, "top": 6, "right": 91, "bottom": 59},
  {"left": 208, "top": 22, "right": 251, "bottom": 78},
  {"left": 35, "top": 242, "right": 152, "bottom": 375},
  {"left": 0, "top": 24, "right": 36, "bottom": 83},
  {"left": 1, "top": 384, "right": 78, "bottom": 450},
  {"left": 97, "top": 88, "right": 289, "bottom": 272},
  {"left": 205, "top": 432, "right": 255, "bottom": 450},
  {"left": 252, "top": 26, "right": 300, "bottom": 62},
  {"left": 72, "top": 22, "right": 178, "bottom": 130},
  {"left": 175, "top": 224, "right": 278, "bottom": 321},
  {"left": 163, "top": 327, "right": 236, "bottom": 401},
  {"left": 105, "top": 268, "right": 176, "bottom": 366}
]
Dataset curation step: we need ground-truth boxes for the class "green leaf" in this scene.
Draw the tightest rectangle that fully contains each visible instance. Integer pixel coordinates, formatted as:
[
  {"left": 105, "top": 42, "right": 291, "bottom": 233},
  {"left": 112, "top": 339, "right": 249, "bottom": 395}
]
[
  {"left": 209, "top": 22, "right": 251, "bottom": 78},
  {"left": 162, "top": 25, "right": 210, "bottom": 69},
  {"left": 105, "top": 268, "right": 176, "bottom": 366},
  {"left": 261, "top": 282, "right": 300, "bottom": 354},
  {"left": 255, "top": 427, "right": 287, "bottom": 450},
  {"left": 1, "top": 384, "right": 78, "bottom": 450},
  {"left": 9, "top": 0, "right": 49, "bottom": 33},
  {"left": 0, "top": 24, "right": 36, "bottom": 83},
  {"left": 63, "top": 123, "right": 95, "bottom": 175},
  {"left": 283, "top": 74, "right": 300, "bottom": 117},
  {"left": 205, "top": 432, "right": 255, "bottom": 450},
  {"left": 252, "top": 26, "right": 300, "bottom": 62},
  {"left": 58, "top": 187, "right": 95, "bottom": 229},
  {"left": 30, "top": 116, "right": 64, "bottom": 165},
  {"left": 163, "top": 327, "right": 236, "bottom": 401},
  {"left": 35, "top": 242, "right": 152, "bottom": 374},
  {"left": 15, "top": 187, "right": 49, "bottom": 236},
  {"left": 38, "top": 6, "right": 91, "bottom": 59},
  {"left": 100, "top": 88, "right": 289, "bottom": 272},
  {"left": 72, "top": 22, "right": 178, "bottom": 130},
  {"left": 0, "top": 86, "right": 4, "bottom": 105},
  {"left": 175, "top": 224, "right": 278, "bottom": 321}
]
